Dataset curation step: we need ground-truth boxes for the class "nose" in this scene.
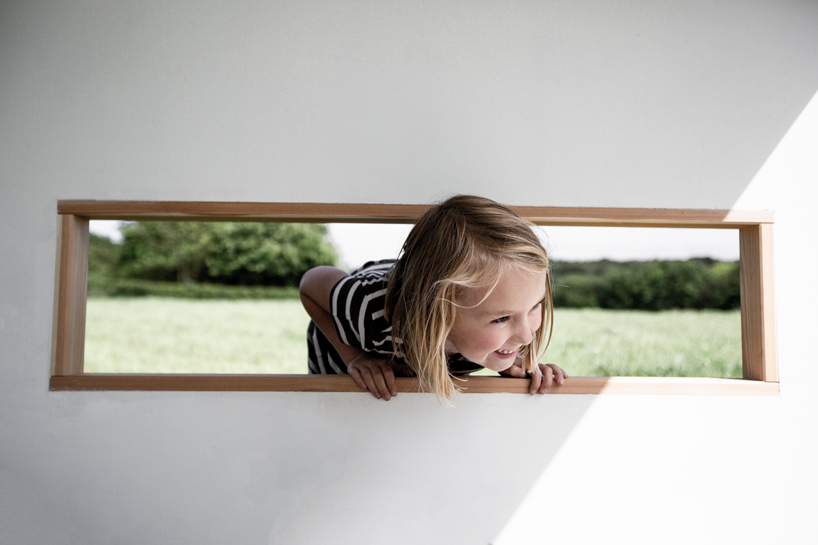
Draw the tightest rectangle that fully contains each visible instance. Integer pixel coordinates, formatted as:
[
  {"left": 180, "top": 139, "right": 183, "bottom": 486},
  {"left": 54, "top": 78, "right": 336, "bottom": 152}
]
[{"left": 512, "top": 317, "right": 534, "bottom": 346}]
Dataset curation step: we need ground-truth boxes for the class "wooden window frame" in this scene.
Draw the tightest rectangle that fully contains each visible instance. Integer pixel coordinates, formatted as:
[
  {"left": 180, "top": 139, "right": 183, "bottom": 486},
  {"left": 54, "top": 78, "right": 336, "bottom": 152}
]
[{"left": 50, "top": 200, "right": 779, "bottom": 396}]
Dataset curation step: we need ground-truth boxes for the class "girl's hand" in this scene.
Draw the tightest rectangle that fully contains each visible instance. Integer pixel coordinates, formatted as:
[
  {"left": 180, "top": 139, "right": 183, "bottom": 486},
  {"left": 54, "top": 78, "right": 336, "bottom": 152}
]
[
  {"left": 500, "top": 360, "right": 568, "bottom": 394},
  {"left": 347, "top": 353, "right": 406, "bottom": 401}
]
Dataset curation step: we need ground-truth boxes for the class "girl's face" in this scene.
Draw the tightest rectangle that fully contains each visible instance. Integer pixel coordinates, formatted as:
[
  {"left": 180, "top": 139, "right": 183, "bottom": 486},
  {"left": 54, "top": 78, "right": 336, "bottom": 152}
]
[{"left": 445, "top": 266, "right": 547, "bottom": 372}]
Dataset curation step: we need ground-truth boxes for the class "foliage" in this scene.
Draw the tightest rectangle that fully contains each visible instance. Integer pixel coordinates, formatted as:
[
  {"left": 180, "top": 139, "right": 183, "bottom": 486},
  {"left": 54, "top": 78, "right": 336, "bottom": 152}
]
[
  {"left": 116, "top": 222, "right": 210, "bottom": 283},
  {"left": 88, "top": 233, "right": 120, "bottom": 274},
  {"left": 103, "top": 221, "right": 338, "bottom": 287},
  {"left": 88, "top": 234, "right": 121, "bottom": 291},
  {"left": 551, "top": 258, "right": 741, "bottom": 311},
  {"left": 550, "top": 273, "right": 604, "bottom": 308},
  {"left": 203, "top": 223, "right": 337, "bottom": 286}
]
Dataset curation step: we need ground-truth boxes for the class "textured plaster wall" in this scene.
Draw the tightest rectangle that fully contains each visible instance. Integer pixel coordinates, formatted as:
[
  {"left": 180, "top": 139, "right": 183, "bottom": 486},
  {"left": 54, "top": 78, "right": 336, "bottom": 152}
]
[{"left": 1, "top": 1, "right": 817, "bottom": 543}]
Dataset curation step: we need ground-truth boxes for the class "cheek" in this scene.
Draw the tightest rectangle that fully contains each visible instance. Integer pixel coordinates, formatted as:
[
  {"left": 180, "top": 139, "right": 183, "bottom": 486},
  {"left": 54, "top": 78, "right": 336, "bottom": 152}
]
[
  {"left": 450, "top": 323, "right": 500, "bottom": 355},
  {"left": 479, "top": 328, "right": 507, "bottom": 351},
  {"left": 531, "top": 312, "right": 543, "bottom": 333}
]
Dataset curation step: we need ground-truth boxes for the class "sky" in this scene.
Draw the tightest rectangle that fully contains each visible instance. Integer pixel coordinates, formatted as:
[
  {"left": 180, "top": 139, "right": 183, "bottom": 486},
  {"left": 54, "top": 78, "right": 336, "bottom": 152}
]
[
  {"left": 90, "top": 220, "right": 739, "bottom": 271},
  {"left": 326, "top": 223, "right": 739, "bottom": 269}
]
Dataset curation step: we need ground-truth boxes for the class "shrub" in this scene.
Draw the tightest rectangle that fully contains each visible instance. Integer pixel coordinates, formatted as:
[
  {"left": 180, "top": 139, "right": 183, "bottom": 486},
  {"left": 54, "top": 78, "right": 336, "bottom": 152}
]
[
  {"left": 113, "top": 221, "right": 338, "bottom": 286},
  {"left": 551, "top": 258, "right": 740, "bottom": 311}
]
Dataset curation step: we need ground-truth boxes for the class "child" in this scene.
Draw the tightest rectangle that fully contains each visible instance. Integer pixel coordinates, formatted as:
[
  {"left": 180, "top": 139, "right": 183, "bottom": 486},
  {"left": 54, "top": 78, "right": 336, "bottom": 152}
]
[{"left": 299, "top": 194, "right": 567, "bottom": 404}]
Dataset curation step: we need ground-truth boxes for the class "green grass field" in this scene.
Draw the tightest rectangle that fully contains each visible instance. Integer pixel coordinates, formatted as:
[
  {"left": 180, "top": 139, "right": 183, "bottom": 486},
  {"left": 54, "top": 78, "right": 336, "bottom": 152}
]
[
  {"left": 544, "top": 308, "right": 741, "bottom": 378},
  {"left": 84, "top": 298, "right": 742, "bottom": 378},
  {"left": 84, "top": 298, "right": 311, "bottom": 374}
]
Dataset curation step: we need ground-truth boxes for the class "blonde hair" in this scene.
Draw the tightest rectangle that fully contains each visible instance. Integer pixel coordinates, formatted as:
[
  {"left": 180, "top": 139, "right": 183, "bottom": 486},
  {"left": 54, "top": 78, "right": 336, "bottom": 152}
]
[{"left": 385, "top": 195, "right": 553, "bottom": 404}]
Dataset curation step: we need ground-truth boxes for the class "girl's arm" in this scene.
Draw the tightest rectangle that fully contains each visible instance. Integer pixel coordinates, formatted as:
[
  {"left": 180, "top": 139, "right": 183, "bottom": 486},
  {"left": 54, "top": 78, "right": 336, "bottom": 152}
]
[
  {"left": 299, "top": 266, "right": 362, "bottom": 364},
  {"left": 299, "top": 266, "right": 400, "bottom": 400}
]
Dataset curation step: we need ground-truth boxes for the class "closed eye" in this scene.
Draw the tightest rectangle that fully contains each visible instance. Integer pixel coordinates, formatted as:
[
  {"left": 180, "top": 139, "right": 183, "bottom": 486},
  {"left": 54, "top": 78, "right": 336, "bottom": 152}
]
[{"left": 492, "top": 316, "right": 510, "bottom": 324}]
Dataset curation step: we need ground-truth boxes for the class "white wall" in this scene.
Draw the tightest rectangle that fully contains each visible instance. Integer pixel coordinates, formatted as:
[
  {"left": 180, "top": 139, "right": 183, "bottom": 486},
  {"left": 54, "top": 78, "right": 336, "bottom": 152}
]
[{"left": 2, "top": 1, "right": 817, "bottom": 543}]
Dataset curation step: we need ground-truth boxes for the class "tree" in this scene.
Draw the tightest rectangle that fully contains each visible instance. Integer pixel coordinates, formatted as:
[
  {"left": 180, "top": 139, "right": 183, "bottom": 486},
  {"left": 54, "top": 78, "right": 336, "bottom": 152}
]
[
  {"left": 88, "top": 233, "right": 120, "bottom": 277},
  {"left": 116, "top": 222, "right": 211, "bottom": 283},
  {"left": 114, "top": 221, "right": 338, "bottom": 286},
  {"left": 203, "top": 223, "right": 338, "bottom": 286}
]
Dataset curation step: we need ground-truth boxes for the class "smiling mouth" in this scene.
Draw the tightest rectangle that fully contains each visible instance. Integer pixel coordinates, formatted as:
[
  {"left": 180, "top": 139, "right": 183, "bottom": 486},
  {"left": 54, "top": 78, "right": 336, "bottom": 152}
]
[{"left": 496, "top": 348, "right": 517, "bottom": 356}]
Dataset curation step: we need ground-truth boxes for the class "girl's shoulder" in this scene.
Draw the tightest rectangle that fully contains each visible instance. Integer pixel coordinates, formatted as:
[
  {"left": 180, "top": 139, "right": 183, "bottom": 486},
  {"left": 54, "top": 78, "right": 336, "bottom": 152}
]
[
  {"left": 350, "top": 259, "right": 396, "bottom": 276},
  {"left": 330, "top": 259, "right": 396, "bottom": 354},
  {"left": 331, "top": 259, "right": 395, "bottom": 309}
]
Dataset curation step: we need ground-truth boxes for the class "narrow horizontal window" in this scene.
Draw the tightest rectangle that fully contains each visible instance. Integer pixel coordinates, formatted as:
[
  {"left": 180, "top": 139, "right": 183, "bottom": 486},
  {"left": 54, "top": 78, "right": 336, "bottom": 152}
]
[{"left": 51, "top": 201, "right": 778, "bottom": 395}]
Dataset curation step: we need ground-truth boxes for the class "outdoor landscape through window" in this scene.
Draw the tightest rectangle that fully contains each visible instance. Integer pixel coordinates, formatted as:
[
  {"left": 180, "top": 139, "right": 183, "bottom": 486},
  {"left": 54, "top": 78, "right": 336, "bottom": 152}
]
[{"left": 85, "top": 220, "right": 742, "bottom": 378}]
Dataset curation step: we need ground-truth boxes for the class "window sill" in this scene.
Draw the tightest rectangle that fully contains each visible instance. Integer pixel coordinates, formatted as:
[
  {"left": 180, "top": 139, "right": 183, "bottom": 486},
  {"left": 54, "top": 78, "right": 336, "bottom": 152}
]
[{"left": 49, "top": 375, "right": 779, "bottom": 395}]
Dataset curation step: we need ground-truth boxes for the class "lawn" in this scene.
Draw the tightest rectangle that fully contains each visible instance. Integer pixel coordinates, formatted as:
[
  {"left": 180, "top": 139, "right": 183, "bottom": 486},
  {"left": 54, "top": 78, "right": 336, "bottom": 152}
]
[
  {"left": 84, "top": 298, "right": 742, "bottom": 378},
  {"left": 544, "top": 308, "right": 742, "bottom": 378},
  {"left": 84, "top": 298, "right": 311, "bottom": 374}
]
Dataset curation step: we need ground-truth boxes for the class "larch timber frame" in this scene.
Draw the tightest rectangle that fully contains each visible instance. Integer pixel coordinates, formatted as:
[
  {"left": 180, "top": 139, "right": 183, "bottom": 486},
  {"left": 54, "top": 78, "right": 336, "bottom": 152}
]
[{"left": 51, "top": 201, "right": 779, "bottom": 395}]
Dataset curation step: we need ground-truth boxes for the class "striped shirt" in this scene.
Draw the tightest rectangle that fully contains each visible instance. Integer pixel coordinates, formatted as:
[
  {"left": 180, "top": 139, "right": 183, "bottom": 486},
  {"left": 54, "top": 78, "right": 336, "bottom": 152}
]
[{"left": 307, "top": 260, "right": 483, "bottom": 376}]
